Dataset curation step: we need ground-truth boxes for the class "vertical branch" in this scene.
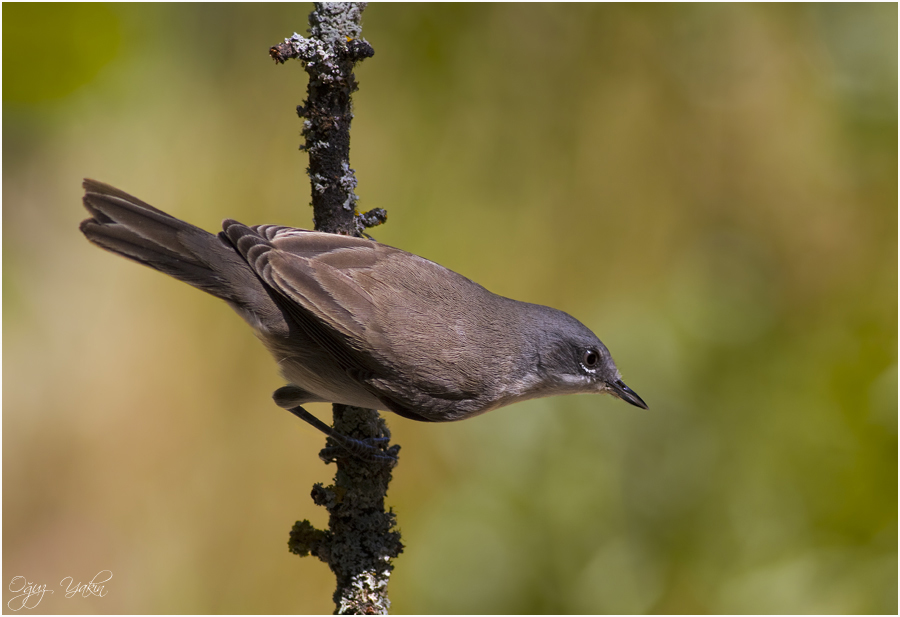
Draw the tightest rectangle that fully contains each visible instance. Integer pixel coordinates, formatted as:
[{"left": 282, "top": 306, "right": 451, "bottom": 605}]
[{"left": 270, "top": 3, "right": 400, "bottom": 614}]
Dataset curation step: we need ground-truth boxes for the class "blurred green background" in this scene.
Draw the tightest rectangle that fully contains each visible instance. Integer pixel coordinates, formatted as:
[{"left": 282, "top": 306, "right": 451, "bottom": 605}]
[{"left": 3, "top": 3, "right": 896, "bottom": 614}]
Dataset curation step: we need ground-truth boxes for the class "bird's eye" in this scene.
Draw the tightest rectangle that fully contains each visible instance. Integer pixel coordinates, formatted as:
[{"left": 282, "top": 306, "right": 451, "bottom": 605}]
[{"left": 582, "top": 349, "right": 600, "bottom": 369}]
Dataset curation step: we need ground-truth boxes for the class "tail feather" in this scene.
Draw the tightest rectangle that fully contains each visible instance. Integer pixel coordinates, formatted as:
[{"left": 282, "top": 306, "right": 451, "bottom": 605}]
[{"left": 79, "top": 179, "right": 259, "bottom": 303}]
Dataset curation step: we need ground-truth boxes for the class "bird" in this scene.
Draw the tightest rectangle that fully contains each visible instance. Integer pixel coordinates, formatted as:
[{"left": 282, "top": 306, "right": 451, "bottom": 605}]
[{"left": 79, "top": 179, "right": 647, "bottom": 459}]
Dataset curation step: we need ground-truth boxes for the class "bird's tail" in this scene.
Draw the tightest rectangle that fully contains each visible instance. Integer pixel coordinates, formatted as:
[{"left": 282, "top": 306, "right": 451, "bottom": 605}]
[{"left": 79, "top": 179, "right": 264, "bottom": 305}]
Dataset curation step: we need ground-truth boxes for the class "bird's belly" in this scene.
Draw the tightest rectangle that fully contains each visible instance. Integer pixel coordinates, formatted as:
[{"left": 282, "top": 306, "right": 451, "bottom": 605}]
[{"left": 275, "top": 351, "right": 385, "bottom": 410}]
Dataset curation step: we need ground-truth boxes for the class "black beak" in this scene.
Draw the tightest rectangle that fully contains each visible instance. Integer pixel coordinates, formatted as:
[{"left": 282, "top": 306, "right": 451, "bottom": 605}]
[{"left": 608, "top": 379, "right": 648, "bottom": 409}]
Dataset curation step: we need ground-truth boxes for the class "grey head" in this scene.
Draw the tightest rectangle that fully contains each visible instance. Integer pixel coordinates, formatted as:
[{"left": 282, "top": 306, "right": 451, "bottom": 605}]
[{"left": 516, "top": 302, "right": 648, "bottom": 410}]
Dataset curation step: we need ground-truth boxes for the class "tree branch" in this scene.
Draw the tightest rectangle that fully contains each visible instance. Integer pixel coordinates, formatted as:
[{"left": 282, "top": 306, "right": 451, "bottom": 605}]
[
  {"left": 272, "top": 3, "right": 401, "bottom": 614},
  {"left": 270, "top": 3, "right": 384, "bottom": 237}
]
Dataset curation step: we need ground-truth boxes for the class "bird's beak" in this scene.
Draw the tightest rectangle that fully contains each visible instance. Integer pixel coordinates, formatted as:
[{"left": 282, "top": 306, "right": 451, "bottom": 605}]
[{"left": 608, "top": 379, "right": 648, "bottom": 409}]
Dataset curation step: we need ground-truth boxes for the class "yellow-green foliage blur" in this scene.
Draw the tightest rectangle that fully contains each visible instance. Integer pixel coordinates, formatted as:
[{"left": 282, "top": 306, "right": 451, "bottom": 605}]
[{"left": 3, "top": 4, "right": 896, "bottom": 614}]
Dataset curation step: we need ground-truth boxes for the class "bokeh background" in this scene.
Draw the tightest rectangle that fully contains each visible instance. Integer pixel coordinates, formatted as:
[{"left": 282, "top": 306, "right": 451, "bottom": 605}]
[{"left": 3, "top": 3, "right": 896, "bottom": 614}]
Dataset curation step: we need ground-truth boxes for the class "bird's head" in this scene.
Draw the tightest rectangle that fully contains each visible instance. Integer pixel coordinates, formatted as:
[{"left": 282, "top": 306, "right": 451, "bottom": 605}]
[{"left": 527, "top": 305, "right": 648, "bottom": 409}]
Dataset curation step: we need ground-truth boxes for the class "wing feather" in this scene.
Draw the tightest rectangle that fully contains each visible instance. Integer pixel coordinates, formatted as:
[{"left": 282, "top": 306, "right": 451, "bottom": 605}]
[{"left": 221, "top": 220, "right": 501, "bottom": 420}]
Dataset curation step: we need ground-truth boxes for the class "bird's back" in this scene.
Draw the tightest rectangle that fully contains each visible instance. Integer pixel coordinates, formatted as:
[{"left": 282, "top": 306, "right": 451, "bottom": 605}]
[{"left": 234, "top": 224, "right": 530, "bottom": 419}]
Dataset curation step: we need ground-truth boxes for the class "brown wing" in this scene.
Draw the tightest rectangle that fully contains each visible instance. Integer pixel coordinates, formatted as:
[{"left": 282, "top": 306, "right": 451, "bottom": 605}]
[
  {"left": 221, "top": 222, "right": 503, "bottom": 421},
  {"left": 222, "top": 223, "right": 382, "bottom": 373}
]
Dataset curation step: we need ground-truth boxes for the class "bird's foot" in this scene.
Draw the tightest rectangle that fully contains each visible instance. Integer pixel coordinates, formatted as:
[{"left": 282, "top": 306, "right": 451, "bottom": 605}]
[{"left": 285, "top": 405, "right": 398, "bottom": 465}]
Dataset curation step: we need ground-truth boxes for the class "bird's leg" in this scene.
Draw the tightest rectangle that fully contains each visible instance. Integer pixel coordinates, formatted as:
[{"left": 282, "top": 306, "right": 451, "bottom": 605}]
[
  {"left": 274, "top": 385, "right": 395, "bottom": 462},
  {"left": 284, "top": 405, "right": 396, "bottom": 463}
]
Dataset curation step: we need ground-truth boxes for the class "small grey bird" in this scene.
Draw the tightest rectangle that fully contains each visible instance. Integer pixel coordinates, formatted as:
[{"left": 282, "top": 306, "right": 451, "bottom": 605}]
[{"left": 80, "top": 180, "right": 647, "bottom": 457}]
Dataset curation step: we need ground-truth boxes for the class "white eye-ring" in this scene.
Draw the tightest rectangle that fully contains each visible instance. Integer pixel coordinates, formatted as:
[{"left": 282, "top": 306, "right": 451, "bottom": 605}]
[{"left": 581, "top": 349, "right": 600, "bottom": 371}]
